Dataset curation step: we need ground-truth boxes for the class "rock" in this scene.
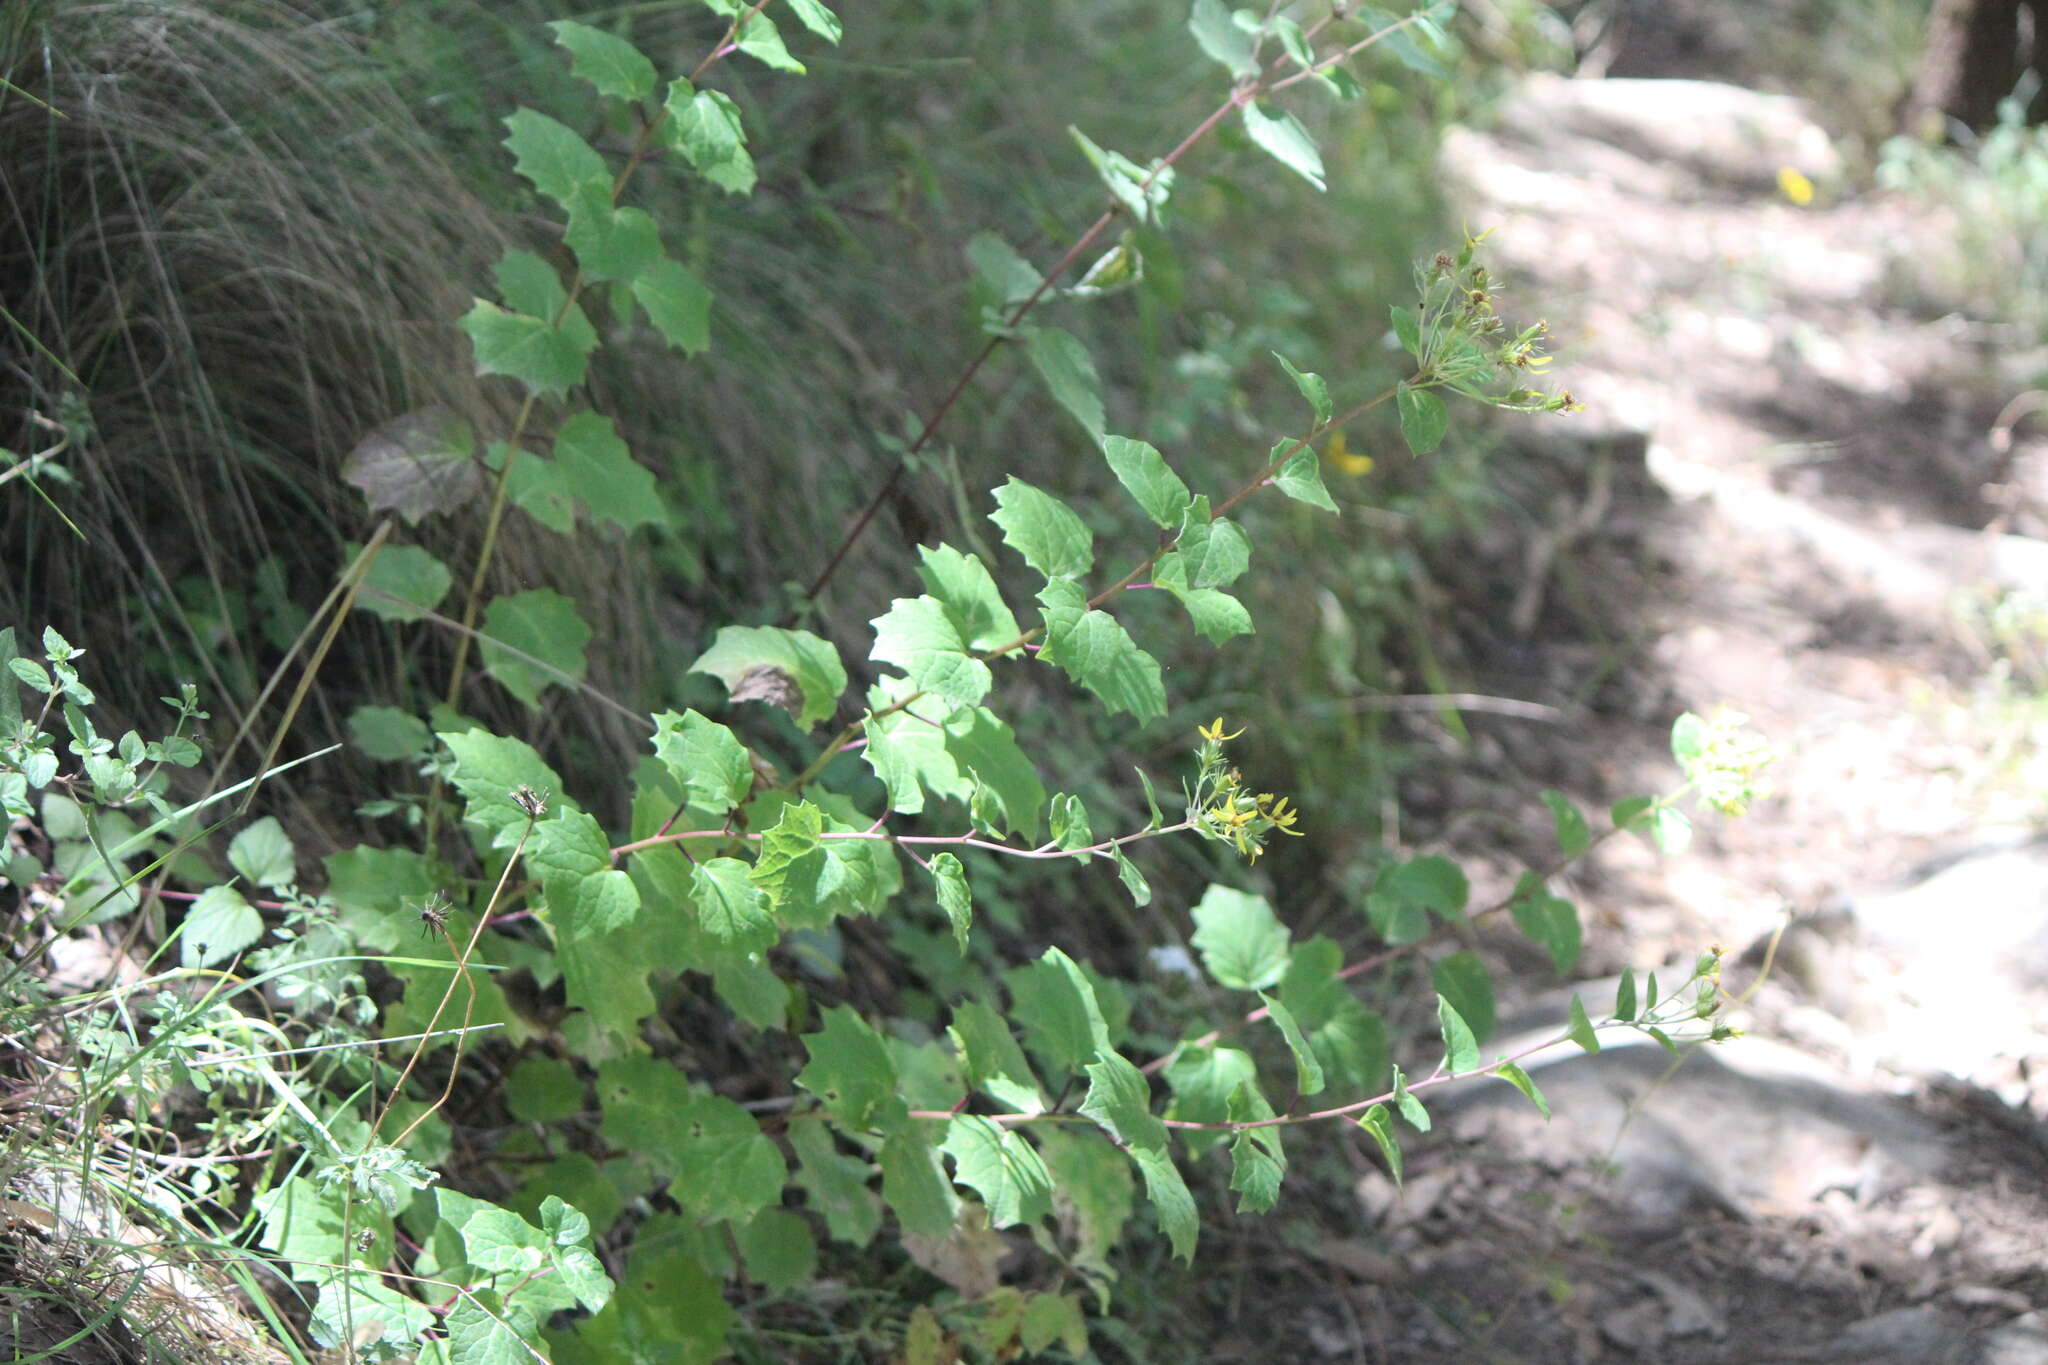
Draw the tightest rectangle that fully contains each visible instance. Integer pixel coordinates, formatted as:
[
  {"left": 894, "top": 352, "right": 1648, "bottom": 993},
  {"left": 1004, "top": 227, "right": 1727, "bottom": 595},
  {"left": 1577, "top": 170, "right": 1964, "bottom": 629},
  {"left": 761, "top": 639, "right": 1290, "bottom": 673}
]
[
  {"left": 1976, "top": 1311, "right": 2048, "bottom": 1365},
  {"left": 1491, "top": 74, "right": 1840, "bottom": 195}
]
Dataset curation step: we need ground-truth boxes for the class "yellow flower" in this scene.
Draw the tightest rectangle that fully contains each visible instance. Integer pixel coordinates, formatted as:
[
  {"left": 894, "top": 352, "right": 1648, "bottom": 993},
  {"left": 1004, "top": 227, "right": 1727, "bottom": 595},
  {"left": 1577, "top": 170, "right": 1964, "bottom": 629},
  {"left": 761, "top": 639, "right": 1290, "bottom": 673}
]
[
  {"left": 1198, "top": 716, "right": 1245, "bottom": 743},
  {"left": 1776, "top": 166, "right": 1815, "bottom": 207},
  {"left": 1322, "top": 429, "right": 1373, "bottom": 477}
]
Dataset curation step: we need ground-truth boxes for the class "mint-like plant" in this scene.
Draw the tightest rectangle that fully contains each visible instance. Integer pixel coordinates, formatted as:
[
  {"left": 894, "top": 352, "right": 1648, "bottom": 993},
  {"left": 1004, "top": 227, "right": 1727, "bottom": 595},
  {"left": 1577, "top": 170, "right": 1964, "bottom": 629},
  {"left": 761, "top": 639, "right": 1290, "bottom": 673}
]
[{"left": 2, "top": 5, "right": 1781, "bottom": 1363}]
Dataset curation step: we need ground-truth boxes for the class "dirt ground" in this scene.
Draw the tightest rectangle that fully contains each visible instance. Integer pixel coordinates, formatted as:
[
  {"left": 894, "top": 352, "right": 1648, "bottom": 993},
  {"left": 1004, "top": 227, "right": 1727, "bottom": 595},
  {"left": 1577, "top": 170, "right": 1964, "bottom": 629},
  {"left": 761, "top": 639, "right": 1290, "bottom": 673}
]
[{"left": 1237, "top": 19, "right": 2048, "bottom": 1364}]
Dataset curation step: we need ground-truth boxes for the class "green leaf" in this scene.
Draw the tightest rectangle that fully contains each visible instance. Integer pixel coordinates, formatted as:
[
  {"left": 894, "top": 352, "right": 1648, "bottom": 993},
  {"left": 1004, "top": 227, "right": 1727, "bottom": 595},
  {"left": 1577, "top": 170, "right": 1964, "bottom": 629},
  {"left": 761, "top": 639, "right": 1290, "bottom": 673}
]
[
  {"left": 1020, "top": 1292, "right": 1087, "bottom": 1356},
  {"left": 1135, "top": 766, "right": 1165, "bottom": 830},
  {"left": 348, "top": 705, "right": 432, "bottom": 762},
  {"left": 359, "top": 543, "right": 452, "bottom": 622},
  {"left": 1068, "top": 125, "right": 1174, "bottom": 225},
  {"left": 597, "top": 1059, "right": 785, "bottom": 1221},
  {"left": 1429, "top": 951, "right": 1496, "bottom": 1045},
  {"left": 1540, "top": 789, "right": 1590, "bottom": 858},
  {"left": 1033, "top": 1127, "right": 1132, "bottom": 1271},
  {"left": 916, "top": 543, "right": 1020, "bottom": 651},
  {"left": 748, "top": 800, "right": 826, "bottom": 917},
  {"left": 1189, "top": 884, "right": 1291, "bottom": 992},
  {"left": 440, "top": 730, "right": 567, "bottom": 851},
  {"left": 1436, "top": 994, "right": 1480, "bottom": 1073},
  {"left": 880, "top": 1135, "right": 958, "bottom": 1239},
  {"left": 1565, "top": 994, "right": 1600, "bottom": 1054},
  {"left": 480, "top": 589, "right": 591, "bottom": 708},
  {"left": 491, "top": 444, "right": 575, "bottom": 533},
  {"left": 1492, "top": 1059, "right": 1552, "bottom": 1120},
  {"left": 791, "top": 1120, "right": 882, "bottom": 1248},
  {"left": 1078, "top": 1050, "right": 1168, "bottom": 1152},
  {"left": 459, "top": 299, "right": 591, "bottom": 396},
  {"left": 948, "top": 1001, "right": 1043, "bottom": 1115},
  {"left": 228, "top": 816, "right": 295, "bottom": 891},
  {"left": 1173, "top": 496, "right": 1252, "bottom": 589},
  {"left": 1272, "top": 443, "right": 1338, "bottom": 513},
  {"left": 1242, "top": 101, "right": 1326, "bottom": 190},
  {"left": 632, "top": 257, "right": 713, "bottom": 356},
  {"left": 1049, "top": 793, "right": 1092, "bottom": 851},
  {"left": 734, "top": 1208, "right": 816, "bottom": 1293},
  {"left": 727, "top": 7, "right": 804, "bottom": 72},
  {"left": 1365, "top": 7, "right": 1450, "bottom": 78},
  {"left": 966, "top": 231, "right": 1040, "bottom": 309},
  {"left": 1035, "top": 581, "right": 1166, "bottom": 723},
  {"left": 554, "top": 411, "right": 667, "bottom": 533},
  {"left": 1025, "top": 328, "right": 1106, "bottom": 446},
  {"left": 1379, "top": 854, "right": 1468, "bottom": 916},
  {"left": 1396, "top": 383, "right": 1448, "bottom": 455},
  {"left": 1389, "top": 304, "right": 1421, "bottom": 357},
  {"left": 691, "top": 857, "right": 776, "bottom": 952},
  {"left": 1510, "top": 890, "right": 1582, "bottom": 974},
  {"left": 548, "top": 19, "right": 657, "bottom": 101},
  {"left": 942, "top": 1116, "right": 1052, "bottom": 1229},
  {"left": 1130, "top": 1145, "right": 1198, "bottom": 1263},
  {"left": 860, "top": 690, "right": 961, "bottom": 817},
  {"left": 871, "top": 596, "right": 991, "bottom": 707},
  {"left": 1101, "top": 435, "right": 1191, "bottom": 529},
  {"left": 1611, "top": 795, "right": 1655, "bottom": 832},
  {"left": 989, "top": 477, "right": 1094, "bottom": 581},
  {"left": 507, "top": 1057, "right": 586, "bottom": 1124},
  {"left": 563, "top": 181, "right": 663, "bottom": 283},
  {"left": 491, "top": 249, "right": 570, "bottom": 320},
  {"left": 1188, "top": 0, "right": 1258, "bottom": 77},
  {"left": 797, "top": 1005, "right": 908, "bottom": 1133},
  {"left": 1314, "top": 1003, "right": 1391, "bottom": 1097},
  {"left": 1391, "top": 1065, "right": 1430, "bottom": 1132},
  {"left": 1227, "top": 1083, "right": 1287, "bottom": 1214},
  {"left": 662, "top": 83, "right": 755, "bottom": 195},
  {"left": 1276, "top": 936, "right": 1346, "bottom": 1029},
  {"left": 181, "top": 885, "right": 262, "bottom": 968},
  {"left": 1271, "top": 351, "right": 1332, "bottom": 424},
  {"left": 1356, "top": 1103, "right": 1403, "bottom": 1185},
  {"left": 1163, "top": 1044, "right": 1255, "bottom": 1157},
  {"left": 711, "top": 956, "right": 788, "bottom": 1030},
  {"left": 1151, "top": 553, "right": 1255, "bottom": 646},
  {"left": 537, "top": 1198, "right": 613, "bottom": 1312},
  {"left": 1005, "top": 947, "right": 1111, "bottom": 1078},
  {"left": 651, "top": 709, "right": 754, "bottom": 812},
  {"left": 525, "top": 806, "right": 608, "bottom": 902},
  {"left": 930, "top": 852, "right": 973, "bottom": 952},
  {"left": 566, "top": 1239, "right": 728, "bottom": 1364},
  {"left": 783, "top": 0, "right": 842, "bottom": 43},
  {"left": 503, "top": 107, "right": 608, "bottom": 206},
  {"left": 1650, "top": 807, "right": 1693, "bottom": 853},
  {"left": 1256, "top": 991, "right": 1326, "bottom": 1095},
  {"left": 1274, "top": 13, "right": 1314, "bottom": 70},
  {"left": 691, "top": 625, "right": 846, "bottom": 729},
  {"left": 1110, "top": 845, "right": 1152, "bottom": 906},
  {"left": 942, "top": 706, "right": 1046, "bottom": 842},
  {"left": 1614, "top": 969, "right": 1638, "bottom": 1023}
]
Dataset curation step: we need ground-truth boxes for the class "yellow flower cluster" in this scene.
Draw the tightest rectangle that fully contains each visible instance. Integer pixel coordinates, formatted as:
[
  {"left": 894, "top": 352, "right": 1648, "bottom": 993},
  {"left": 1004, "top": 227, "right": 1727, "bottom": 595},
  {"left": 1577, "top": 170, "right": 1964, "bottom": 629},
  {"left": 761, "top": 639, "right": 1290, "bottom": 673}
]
[{"left": 1191, "top": 718, "right": 1306, "bottom": 863}]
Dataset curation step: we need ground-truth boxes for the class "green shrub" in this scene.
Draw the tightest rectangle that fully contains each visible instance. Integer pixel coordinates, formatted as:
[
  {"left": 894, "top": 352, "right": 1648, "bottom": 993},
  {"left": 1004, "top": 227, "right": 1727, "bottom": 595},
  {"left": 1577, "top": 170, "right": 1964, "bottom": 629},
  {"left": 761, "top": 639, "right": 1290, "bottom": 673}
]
[{"left": 2, "top": 5, "right": 1776, "bottom": 1362}]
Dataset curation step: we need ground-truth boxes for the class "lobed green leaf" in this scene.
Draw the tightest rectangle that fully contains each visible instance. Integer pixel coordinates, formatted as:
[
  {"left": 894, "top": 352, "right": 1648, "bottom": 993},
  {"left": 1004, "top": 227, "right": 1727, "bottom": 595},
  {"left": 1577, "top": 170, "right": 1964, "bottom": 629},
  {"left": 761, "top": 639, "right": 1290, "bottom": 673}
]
[
  {"left": 1036, "top": 581, "right": 1166, "bottom": 723},
  {"left": 1242, "top": 101, "right": 1326, "bottom": 191},
  {"left": 1189, "top": 884, "right": 1291, "bottom": 992},
  {"left": 548, "top": 19, "right": 657, "bottom": 101}
]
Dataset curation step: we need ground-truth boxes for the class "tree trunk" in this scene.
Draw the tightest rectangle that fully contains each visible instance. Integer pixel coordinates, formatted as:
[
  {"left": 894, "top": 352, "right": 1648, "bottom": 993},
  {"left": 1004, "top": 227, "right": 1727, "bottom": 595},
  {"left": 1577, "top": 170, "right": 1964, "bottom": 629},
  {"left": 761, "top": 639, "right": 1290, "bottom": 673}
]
[{"left": 1903, "top": 0, "right": 2039, "bottom": 133}]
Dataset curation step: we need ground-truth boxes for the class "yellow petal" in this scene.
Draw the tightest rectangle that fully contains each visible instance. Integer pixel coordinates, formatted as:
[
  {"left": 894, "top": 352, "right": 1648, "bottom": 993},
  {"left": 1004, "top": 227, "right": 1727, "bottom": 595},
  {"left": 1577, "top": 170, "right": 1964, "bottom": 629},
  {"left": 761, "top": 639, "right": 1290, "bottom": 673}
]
[{"left": 1776, "top": 166, "right": 1814, "bottom": 207}]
